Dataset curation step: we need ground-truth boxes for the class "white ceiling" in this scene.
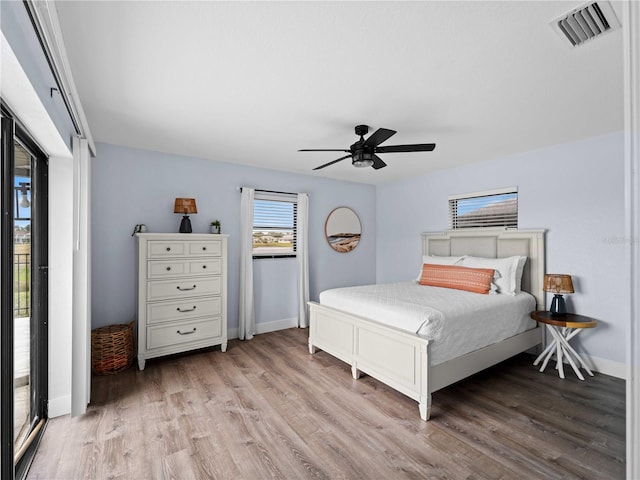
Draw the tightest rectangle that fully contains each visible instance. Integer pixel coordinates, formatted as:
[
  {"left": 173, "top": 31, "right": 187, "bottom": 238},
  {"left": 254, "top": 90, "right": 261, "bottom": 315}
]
[{"left": 54, "top": 1, "right": 624, "bottom": 185}]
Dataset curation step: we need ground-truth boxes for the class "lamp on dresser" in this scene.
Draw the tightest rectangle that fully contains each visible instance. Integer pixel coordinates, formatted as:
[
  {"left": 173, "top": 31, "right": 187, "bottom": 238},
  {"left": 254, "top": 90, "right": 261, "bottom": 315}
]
[
  {"left": 543, "top": 274, "right": 574, "bottom": 316},
  {"left": 174, "top": 197, "right": 197, "bottom": 233}
]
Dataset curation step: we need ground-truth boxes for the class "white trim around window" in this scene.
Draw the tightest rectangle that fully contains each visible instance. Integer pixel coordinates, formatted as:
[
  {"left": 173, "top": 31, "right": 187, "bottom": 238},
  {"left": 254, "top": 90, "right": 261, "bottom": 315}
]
[{"left": 252, "top": 190, "right": 298, "bottom": 258}]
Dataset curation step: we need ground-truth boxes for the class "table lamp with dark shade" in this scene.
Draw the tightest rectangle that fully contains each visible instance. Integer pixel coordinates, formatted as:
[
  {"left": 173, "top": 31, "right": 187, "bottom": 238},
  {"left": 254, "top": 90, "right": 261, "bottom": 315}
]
[
  {"left": 543, "top": 274, "right": 574, "bottom": 316},
  {"left": 174, "top": 198, "right": 197, "bottom": 233}
]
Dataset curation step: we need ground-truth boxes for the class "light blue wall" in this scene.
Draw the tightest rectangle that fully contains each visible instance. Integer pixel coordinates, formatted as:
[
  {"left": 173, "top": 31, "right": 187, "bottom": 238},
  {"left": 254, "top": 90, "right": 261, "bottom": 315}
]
[
  {"left": 376, "top": 132, "right": 627, "bottom": 364},
  {"left": 94, "top": 133, "right": 627, "bottom": 365},
  {"left": 1, "top": 1, "right": 76, "bottom": 149},
  {"left": 91, "top": 143, "right": 376, "bottom": 331}
]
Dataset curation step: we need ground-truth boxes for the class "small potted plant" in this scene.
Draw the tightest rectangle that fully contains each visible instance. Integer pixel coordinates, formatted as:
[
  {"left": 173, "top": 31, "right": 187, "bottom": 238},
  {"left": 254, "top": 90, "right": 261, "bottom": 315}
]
[{"left": 210, "top": 220, "right": 221, "bottom": 234}]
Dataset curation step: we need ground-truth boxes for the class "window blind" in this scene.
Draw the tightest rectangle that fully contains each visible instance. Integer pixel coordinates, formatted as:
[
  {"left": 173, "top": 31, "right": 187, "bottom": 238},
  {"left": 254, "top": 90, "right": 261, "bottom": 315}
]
[
  {"left": 253, "top": 200, "right": 295, "bottom": 229},
  {"left": 449, "top": 187, "right": 518, "bottom": 229}
]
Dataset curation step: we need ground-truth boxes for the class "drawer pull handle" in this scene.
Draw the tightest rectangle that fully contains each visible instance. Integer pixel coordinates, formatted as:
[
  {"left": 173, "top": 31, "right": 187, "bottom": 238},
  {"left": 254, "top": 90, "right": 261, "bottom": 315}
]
[
  {"left": 176, "top": 306, "right": 197, "bottom": 313},
  {"left": 166, "top": 247, "right": 171, "bottom": 252},
  {"left": 166, "top": 267, "right": 171, "bottom": 271},
  {"left": 202, "top": 265, "right": 207, "bottom": 269},
  {"left": 177, "top": 328, "right": 197, "bottom": 335},
  {"left": 177, "top": 285, "right": 197, "bottom": 291},
  {"left": 202, "top": 247, "right": 207, "bottom": 251}
]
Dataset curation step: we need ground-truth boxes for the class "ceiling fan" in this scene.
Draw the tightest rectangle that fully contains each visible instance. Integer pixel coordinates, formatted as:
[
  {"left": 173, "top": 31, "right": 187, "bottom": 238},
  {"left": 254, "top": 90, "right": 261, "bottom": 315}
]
[{"left": 299, "top": 125, "right": 436, "bottom": 171}]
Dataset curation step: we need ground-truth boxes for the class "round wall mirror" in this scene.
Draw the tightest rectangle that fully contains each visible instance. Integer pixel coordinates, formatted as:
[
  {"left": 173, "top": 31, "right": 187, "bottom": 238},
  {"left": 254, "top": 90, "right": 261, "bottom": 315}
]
[{"left": 325, "top": 207, "right": 361, "bottom": 253}]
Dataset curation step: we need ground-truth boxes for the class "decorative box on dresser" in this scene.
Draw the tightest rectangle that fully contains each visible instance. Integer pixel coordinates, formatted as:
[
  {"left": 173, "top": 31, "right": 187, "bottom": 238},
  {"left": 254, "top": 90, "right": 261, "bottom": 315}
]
[{"left": 135, "top": 233, "right": 228, "bottom": 370}]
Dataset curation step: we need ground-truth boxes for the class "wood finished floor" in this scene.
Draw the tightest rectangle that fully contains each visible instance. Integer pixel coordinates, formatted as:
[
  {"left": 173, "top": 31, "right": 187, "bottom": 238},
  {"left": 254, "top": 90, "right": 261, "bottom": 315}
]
[{"left": 27, "top": 328, "right": 625, "bottom": 479}]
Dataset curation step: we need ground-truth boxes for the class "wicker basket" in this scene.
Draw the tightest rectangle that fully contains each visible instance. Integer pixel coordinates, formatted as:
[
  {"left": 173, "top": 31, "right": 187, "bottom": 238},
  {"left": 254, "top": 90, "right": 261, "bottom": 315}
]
[{"left": 91, "top": 321, "right": 134, "bottom": 375}]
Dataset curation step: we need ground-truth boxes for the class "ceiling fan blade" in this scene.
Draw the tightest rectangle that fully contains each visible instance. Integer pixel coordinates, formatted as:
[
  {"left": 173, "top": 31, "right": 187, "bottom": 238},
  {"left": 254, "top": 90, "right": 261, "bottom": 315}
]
[
  {"left": 363, "top": 128, "right": 396, "bottom": 148},
  {"left": 371, "top": 155, "right": 387, "bottom": 170},
  {"left": 375, "top": 143, "right": 436, "bottom": 153},
  {"left": 298, "top": 149, "right": 350, "bottom": 152},
  {"left": 312, "top": 154, "right": 352, "bottom": 171}
]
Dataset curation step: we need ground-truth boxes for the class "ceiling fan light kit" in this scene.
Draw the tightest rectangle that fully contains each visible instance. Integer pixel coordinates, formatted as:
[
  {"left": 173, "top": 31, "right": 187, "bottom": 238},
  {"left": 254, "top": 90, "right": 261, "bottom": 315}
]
[
  {"left": 352, "top": 152, "right": 374, "bottom": 168},
  {"left": 299, "top": 124, "right": 436, "bottom": 171}
]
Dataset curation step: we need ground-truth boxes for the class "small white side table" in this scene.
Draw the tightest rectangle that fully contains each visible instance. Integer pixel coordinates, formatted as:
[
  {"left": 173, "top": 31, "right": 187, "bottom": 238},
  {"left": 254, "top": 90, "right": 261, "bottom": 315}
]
[{"left": 530, "top": 311, "right": 597, "bottom": 380}]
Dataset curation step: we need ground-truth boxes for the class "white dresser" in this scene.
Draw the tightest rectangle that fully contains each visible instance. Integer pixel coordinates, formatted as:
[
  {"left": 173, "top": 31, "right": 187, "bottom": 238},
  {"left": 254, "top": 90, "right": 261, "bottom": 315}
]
[{"left": 135, "top": 233, "right": 228, "bottom": 370}]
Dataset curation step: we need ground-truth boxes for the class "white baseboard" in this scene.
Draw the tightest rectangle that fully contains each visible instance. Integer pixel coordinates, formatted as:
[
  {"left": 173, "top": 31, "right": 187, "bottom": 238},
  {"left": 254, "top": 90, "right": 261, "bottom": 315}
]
[
  {"left": 542, "top": 352, "right": 627, "bottom": 380},
  {"left": 228, "top": 327, "right": 238, "bottom": 340},
  {"left": 583, "top": 354, "right": 627, "bottom": 380},
  {"left": 228, "top": 317, "right": 298, "bottom": 340},
  {"left": 539, "top": 333, "right": 627, "bottom": 380},
  {"left": 48, "top": 395, "right": 71, "bottom": 418},
  {"left": 255, "top": 317, "right": 298, "bottom": 334}
]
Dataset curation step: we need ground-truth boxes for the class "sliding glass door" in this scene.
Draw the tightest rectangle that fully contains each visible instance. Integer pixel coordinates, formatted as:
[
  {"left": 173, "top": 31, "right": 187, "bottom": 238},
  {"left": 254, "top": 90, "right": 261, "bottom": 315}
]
[{"left": 1, "top": 107, "right": 48, "bottom": 480}]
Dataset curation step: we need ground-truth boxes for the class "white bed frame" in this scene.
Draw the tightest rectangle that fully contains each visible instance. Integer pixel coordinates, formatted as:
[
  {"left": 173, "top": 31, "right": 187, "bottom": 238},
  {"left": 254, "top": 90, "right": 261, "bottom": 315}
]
[{"left": 308, "top": 228, "right": 546, "bottom": 421}]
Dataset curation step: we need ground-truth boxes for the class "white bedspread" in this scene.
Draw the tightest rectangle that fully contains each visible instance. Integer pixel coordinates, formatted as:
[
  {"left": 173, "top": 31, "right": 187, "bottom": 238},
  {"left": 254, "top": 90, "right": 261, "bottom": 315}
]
[{"left": 319, "top": 282, "right": 536, "bottom": 366}]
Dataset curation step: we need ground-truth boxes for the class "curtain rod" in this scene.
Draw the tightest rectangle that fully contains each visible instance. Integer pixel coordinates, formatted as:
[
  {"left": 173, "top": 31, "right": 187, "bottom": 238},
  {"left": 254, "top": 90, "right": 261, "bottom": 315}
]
[{"left": 239, "top": 187, "right": 298, "bottom": 196}]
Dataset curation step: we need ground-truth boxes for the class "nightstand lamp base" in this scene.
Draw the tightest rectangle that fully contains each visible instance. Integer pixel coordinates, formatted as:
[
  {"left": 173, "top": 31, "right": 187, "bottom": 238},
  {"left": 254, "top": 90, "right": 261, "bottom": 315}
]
[{"left": 549, "top": 294, "right": 567, "bottom": 316}]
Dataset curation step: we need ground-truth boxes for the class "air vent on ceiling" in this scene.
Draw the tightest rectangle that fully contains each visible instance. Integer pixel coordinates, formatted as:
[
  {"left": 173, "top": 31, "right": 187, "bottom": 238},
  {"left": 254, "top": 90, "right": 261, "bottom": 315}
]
[{"left": 551, "top": 1, "right": 621, "bottom": 47}]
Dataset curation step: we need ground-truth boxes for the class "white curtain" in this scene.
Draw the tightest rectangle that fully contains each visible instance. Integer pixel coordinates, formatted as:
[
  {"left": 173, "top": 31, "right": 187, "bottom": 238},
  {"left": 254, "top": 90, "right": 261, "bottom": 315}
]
[
  {"left": 71, "top": 137, "right": 91, "bottom": 416},
  {"left": 297, "top": 193, "right": 310, "bottom": 328},
  {"left": 239, "top": 187, "right": 255, "bottom": 340}
]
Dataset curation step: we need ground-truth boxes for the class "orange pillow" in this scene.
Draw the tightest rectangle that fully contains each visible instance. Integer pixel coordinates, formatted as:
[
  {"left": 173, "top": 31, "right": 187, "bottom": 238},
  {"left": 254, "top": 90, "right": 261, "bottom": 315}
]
[{"left": 418, "top": 264, "right": 495, "bottom": 294}]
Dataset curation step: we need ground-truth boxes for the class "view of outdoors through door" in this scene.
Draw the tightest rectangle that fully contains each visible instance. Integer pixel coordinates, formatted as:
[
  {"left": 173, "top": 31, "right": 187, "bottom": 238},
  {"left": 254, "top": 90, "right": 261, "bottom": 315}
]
[
  {"left": 13, "top": 140, "right": 32, "bottom": 456},
  {"left": 2, "top": 109, "right": 48, "bottom": 480}
]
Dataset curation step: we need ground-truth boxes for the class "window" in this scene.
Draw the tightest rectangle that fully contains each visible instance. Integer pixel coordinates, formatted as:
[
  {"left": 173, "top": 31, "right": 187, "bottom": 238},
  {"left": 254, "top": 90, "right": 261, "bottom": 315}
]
[
  {"left": 252, "top": 191, "right": 297, "bottom": 257},
  {"left": 449, "top": 187, "right": 518, "bottom": 229}
]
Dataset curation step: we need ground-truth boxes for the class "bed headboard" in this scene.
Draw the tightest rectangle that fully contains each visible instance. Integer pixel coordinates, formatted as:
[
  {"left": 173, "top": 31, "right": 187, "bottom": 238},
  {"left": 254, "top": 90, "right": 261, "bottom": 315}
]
[{"left": 422, "top": 229, "right": 546, "bottom": 309}]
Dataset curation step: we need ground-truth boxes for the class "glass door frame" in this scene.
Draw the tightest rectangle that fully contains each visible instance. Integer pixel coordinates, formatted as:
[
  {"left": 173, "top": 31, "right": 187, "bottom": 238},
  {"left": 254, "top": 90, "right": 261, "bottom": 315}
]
[{"left": 1, "top": 105, "right": 49, "bottom": 480}]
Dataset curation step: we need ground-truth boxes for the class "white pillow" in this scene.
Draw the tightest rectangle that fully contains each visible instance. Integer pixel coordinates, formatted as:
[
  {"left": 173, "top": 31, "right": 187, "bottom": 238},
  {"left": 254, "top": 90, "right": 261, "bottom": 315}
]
[
  {"left": 422, "top": 255, "right": 467, "bottom": 266},
  {"left": 415, "top": 255, "right": 466, "bottom": 282},
  {"left": 514, "top": 256, "right": 528, "bottom": 293},
  {"left": 459, "top": 256, "right": 522, "bottom": 295}
]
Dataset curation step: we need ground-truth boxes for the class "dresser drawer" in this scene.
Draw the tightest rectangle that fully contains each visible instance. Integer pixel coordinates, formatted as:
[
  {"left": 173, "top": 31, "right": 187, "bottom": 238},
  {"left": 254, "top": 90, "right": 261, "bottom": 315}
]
[
  {"left": 188, "top": 241, "right": 221, "bottom": 256},
  {"left": 148, "top": 260, "right": 187, "bottom": 277},
  {"left": 148, "top": 241, "right": 186, "bottom": 258},
  {"left": 147, "top": 277, "right": 221, "bottom": 301},
  {"left": 148, "top": 259, "right": 221, "bottom": 278},
  {"left": 147, "top": 317, "right": 222, "bottom": 349},
  {"left": 189, "top": 258, "right": 221, "bottom": 275},
  {"left": 147, "top": 297, "right": 221, "bottom": 324}
]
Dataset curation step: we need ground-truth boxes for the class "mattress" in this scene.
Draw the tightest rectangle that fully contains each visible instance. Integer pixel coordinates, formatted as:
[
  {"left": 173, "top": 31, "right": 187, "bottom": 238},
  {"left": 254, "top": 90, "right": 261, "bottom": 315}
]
[{"left": 319, "top": 282, "right": 536, "bottom": 366}]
